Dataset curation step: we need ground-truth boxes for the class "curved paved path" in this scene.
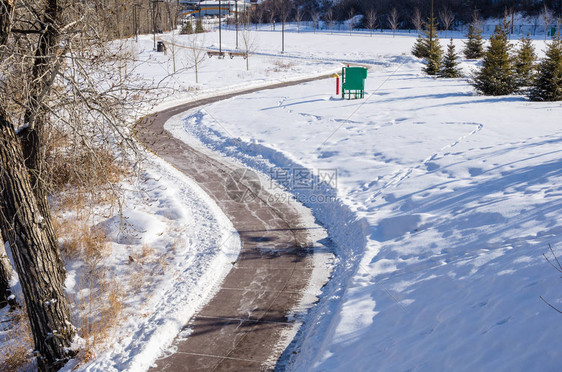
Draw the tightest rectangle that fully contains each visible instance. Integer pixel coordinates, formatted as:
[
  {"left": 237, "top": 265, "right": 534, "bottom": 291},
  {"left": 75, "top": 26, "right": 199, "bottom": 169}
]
[{"left": 136, "top": 75, "right": 332, "bottom": 371}]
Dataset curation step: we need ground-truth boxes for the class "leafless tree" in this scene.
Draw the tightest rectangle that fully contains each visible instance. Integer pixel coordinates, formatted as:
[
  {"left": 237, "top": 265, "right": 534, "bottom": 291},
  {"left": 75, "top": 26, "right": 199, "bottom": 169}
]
[
  {"left": 365, "top": 8, "right": 377, "bottom": 36},
  {"left": 389, "top": 8, "right": 399, "bottom": 37},
  {"left": 325, "top": 8, "right": 334, "bottom": 34},
  {"left": 276, "top": 0, "right": 291, "bottom": 24},
  {"left": 531, "top": 15, "right": 540, "bottom": 36},
  {"left": 186, "top": 34, "right": 207, "bottom": 83},
  {"left": 506, "top": 6, "right": 515, "bottom": 35},
  {"left": 295, "top": 7, "right": 303, "bottom": 32},
  {"left": 0, "top": 2, "right": 76, "bottom": 368},
  {"left": 439, "top": 7, "right": 455, "bottom": 37},
  {"left": 472, "top": 9, "right": 481, "bottom": 26},
  {"left": 169, "top": 29, "right": 178, "bottom": 73},
  {"left": 0, "top": 1, "right": 157, "bottom": 369},
  {"left": 348, "top": 7, "right": 355, "bottom": 35},
  {"left": 267, "top": 3, "right": 276, "bottom": 30},
  {"left": 411, "top": 7, "right": 423, "bottom": 34},
  {"left": 254, "top": 6, "right": 264, "bottom": 30},
  {"left": 241, "top": 28, "right": 257, "bottom": 70},
  {"left": 311, "top": 10, "right": 320, "bottom": 33},
  {"left": 541, "top": 4, "right": 553, "bottom": 40},
  {"left": 245, "top": 9, "right": 254, "bottom": 29}
]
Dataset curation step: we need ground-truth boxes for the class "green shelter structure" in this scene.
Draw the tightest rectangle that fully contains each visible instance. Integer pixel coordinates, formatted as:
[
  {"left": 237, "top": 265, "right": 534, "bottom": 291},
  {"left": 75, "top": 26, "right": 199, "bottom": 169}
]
[{"left": 342, "top": 66, "right": 367, "bottom": 99}]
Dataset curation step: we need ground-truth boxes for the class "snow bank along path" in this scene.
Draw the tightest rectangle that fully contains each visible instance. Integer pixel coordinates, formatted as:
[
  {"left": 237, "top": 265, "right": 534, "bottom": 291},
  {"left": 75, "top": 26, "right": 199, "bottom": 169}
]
[{"left": 135, "top": 75, "right": 335, "bottom": 371}]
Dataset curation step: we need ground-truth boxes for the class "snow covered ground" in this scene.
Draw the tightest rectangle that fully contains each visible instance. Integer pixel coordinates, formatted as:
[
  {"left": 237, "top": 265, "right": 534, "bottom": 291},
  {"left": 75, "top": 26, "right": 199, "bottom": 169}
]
[
  {"left": 157, "top": 27, "right": 562, "bottom": 371},
  {"left": 68, "top": 153, "right": 240, "bottom": 371},
  {"left": 3, "top": 22, "right": 561, "bottom": 371}
]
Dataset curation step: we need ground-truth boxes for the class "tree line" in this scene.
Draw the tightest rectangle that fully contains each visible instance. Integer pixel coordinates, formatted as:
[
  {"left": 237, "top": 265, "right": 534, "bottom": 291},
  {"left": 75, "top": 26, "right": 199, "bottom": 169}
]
[
  {"left": 412, "top": 12, "right": 562, "bottom": 101},
  {"left": 250, "top": 0, "right": 562, "bottom": 30}
]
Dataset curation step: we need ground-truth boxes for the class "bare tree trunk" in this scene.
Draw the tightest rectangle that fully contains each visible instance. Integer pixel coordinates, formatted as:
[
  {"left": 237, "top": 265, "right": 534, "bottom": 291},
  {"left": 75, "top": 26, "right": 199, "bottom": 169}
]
[
  {"left": 0, "top": 234, "right": 12, "bottom": 306},
  {"left": 1, "top": 1, "right": 75, "bottom": 369},
  {"left": 19, "top": 0, "right": 61, "bottom": 256},
  {"left": 0, "top": 0, "right": 15, "bottom": 311},
  {"left": 0, "top": 0, "right": 12, "bottom": 46},
  {"left": 0, "top": 112, "right": 76, "bottom": 371}
]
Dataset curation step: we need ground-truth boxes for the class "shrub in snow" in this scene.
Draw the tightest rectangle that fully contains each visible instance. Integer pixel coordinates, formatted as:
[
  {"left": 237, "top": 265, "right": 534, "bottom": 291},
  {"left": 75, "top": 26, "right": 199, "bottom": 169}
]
[
  {"left": 471, "top": 20, "right": 517, "bottom": 95},
  {"left": 195, "top": 18, "right": 205, "bottom": 33},
  {"left": 180, "top": 21, "right": 194, "bottom": 35},
  {"left": 440, "top": 39, "right": 463, "bottom": 78},
  {"left": 529, "top": 36, "right": 562, "bottom": 101}
]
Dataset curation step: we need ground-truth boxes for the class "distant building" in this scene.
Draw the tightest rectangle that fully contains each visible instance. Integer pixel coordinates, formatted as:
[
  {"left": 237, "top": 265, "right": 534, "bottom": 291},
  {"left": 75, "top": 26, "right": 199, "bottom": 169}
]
[{"left": 179, "top": 0, "right": 249, "bottom": 18}]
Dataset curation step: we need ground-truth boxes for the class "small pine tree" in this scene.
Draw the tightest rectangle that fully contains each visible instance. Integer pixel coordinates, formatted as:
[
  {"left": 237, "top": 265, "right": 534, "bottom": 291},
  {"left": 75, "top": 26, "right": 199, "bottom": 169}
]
[
  {"left": 513, "top": 34, "right": 537, "bottom": 89},
  {"left": 471, "top": 20, "right": 517, "bottom": 95},
  {"left": 440, "top": 39, "right": 463, "bottom": 78},
  {"left": 464, "top": 22, "right": 485, "bottom": 59},
  {"left": 529, "top": 36, "right": 562, "bottom": 101},
  {"left": 412, "top": 17, "right": 439, "bottom": 59},
  {"left": 424, "top": 41, "right": 443, "bottom": 75},
  {"left": 422, "top": 16, "right": 443, "bottom": 76},
  {"left": 412, "top": 34, "right": 427, "bottom": 58},
  {"left": 195, "top": 18, "right": 205, "bottom": 33},
  {"left": 180, "top": 21, "right": 194, "bottom": 34}
]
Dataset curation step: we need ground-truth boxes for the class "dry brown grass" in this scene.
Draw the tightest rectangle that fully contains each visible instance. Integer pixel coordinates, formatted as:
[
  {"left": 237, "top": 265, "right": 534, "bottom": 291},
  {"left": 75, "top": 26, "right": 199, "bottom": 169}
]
[
  {"left": 45, "top": 131, "right": 129, "bottom": 214},
  {"left": 45, "top": 133, "right": 127, "bottom": 191},
  {"left": 271, "top": 60, "right": 296, "bottom": 72},
  {"left": 0, "top": 308, "right": 34, "bottom": 372},
  {"left": 53, "top": 213, "right": 126, "bottom": 363},
  {"left": 53, "top": 217, "right": 167, "bottom": 364},
  {"left": 55, "top": 214, "right": 109, "bottom": 261},
  {"left": 44, "top": 135, "right": 171, "bottom": 364},
  {"left": 73, "top": 276, "right": 125, "bottom": 364},
  {"left": 71, "top": 270, "right": 126, "bottom": 363}
]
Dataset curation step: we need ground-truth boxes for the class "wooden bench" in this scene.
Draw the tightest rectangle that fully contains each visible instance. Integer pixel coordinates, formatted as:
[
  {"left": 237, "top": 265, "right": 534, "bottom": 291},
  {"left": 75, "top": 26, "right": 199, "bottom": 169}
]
[
  {"left": 228, "top": 51, "right": 248, "bottom": 59},
  {"left": 207, "top": 50, "right": 226, "bottom": 59}
]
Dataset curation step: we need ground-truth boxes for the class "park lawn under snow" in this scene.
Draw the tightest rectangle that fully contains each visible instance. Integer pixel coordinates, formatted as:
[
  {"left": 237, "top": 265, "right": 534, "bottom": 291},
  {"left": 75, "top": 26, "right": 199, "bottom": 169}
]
[
  {"left": 159, "top": 28, "right": 562, "bottom": 371},
  {"left": 4, "top": 24, "right": 559, "bottom": 371}
]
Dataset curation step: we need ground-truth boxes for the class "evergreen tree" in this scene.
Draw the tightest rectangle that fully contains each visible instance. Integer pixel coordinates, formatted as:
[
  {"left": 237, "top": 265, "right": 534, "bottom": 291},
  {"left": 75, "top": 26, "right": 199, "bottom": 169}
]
[
  {"left": 422, "top": 16, "right": 443, "bottom": 76},
  {"left": 513, "top": 34, "right": 537, "bottom": 89},
  {"left": 195, "top": 18, "right": 205, "bottom": 33},
  {"left": 441, "top": 39, "right": 463, "bottom": 78},
  {"left": 529, "top": 36, "right": 562, "bottom": 101},
  {"left": 412, "top": 17, "right": 439, "bottom": 59},
  {"left": 471, "top": 20, "right": 517, "bottom": 95},
  {"left": 464, "top": 22, "right": 485, "bottom": 59},
  {"left": 412, "top": 34, "right": 427, "bottom": 58},
  {"left": 424, "top": 41, "right": 443, "bottom": 75},
  {"left": 181, "top": 21, "right": 194, "bottom": 34}
]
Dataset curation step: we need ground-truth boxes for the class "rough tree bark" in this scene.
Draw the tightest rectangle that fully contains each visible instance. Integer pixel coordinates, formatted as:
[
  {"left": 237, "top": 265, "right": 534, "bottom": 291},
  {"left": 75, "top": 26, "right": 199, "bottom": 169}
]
[
  {"left": 0, "top": 234, "right": 13, "bottom": 306},
  {"left": 0, "top": 112, "right": 76, "bottom": 371},
  {"left": 1, "top": 1, "right": 75, "bottom": 370},
  {"left": 0, "top": 0, "right": 11, "bottom": 46},
  {"left": 0, "top": 0, "right": 14, "bottom": 310},
  {"left": 19, "top": 0, "right": 61, "bottom": 253}
]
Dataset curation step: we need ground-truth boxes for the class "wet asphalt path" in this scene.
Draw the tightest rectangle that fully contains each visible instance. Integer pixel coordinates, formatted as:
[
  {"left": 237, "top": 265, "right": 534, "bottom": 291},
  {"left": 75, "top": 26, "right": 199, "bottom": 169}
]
[{"left": 136, "top": 75, "right": 332, "bottom": 371}]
